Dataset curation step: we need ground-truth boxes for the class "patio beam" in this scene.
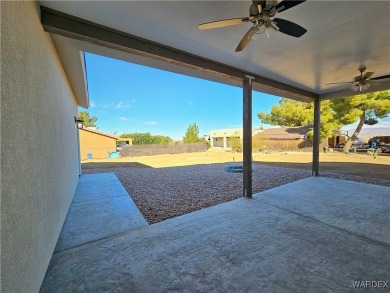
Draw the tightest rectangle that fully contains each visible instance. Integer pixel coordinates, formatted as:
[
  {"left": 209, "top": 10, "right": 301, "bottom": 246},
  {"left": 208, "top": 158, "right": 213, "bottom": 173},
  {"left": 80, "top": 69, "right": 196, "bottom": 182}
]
[
  {"left": 40, "top": 6, "right": 317, "bottom": 103},
  {"left": 243, "top": 76, "right": 254, "bottom": 198},
  {"left": 312, "top": 97, "right": 320, "bottom": 176}
]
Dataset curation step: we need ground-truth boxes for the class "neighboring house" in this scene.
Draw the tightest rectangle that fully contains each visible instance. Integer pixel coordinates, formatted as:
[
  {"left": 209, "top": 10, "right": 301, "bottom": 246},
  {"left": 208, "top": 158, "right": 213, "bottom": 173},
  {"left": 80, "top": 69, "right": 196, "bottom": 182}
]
[
  {"left": 329, "top": 130, "right": 347, "bottom": 147},
  {"left": 79, "top": 127, "right": 119, "bottom": 159},
  {"left": 257, "top": 126, "right": 311, "bottom": 140},
  {"left": 116, "top": 138, "right": 133, "bottom": 151},
  {"left": 209, "top": 128, "right": 263, "bottom": 149},
  {"left": 254, "top": 126, "right": 314, "bottom": 150},
  {"left": 202, "top": 135, "right": 210, "bottom": 142}
]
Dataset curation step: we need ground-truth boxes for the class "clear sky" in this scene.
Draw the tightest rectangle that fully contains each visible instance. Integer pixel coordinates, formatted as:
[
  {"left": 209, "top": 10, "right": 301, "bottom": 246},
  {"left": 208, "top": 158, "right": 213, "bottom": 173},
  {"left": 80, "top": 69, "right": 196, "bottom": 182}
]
[
  {"left": 82, "top": 52, "right": 281, "bottom": 140},
  {"left": 82, "top": 52, "right": 389, "bottom": 139}
]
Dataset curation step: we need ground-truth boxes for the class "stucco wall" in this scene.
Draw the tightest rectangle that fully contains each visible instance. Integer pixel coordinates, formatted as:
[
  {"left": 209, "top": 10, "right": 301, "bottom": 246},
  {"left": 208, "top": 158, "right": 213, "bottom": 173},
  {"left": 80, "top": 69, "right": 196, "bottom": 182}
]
[
  {"left": 79, "top": 129, "right": 117, "bottom": 159},
  {"left": 1, "top": 1, "right": 79, "bottom": 292},
  {"left": 212, "top": 137, "right": 224, "bottom": 148}
]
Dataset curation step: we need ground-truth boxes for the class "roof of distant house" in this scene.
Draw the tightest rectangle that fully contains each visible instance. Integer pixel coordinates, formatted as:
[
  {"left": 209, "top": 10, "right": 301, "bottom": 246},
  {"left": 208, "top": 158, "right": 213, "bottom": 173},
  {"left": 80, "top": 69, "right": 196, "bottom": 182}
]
[
  {"left": 80, "top": 127, "right": 119, "bottom": 140},
  {"left": 209, "top": 128, "right": 263, "bottom": 137},
  {"left": 256, "top": 126, "right": 312, "bottom": 139}
]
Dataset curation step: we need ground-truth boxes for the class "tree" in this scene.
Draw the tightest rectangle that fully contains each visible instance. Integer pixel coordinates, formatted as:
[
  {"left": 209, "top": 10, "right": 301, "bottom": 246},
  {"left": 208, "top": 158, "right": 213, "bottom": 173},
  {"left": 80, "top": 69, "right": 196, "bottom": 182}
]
[
  {"left": 120, "top": 132, "right": 172, "bottom": 145},
  {"left": 183, "top": 123, "right": 200, "bottom": 143},
  {"left": 258, "top": 98, "right": 340, "bottom": 139},
  {"left": 78, "top": 111, "right": 97, "bottom": 128},
  {"left": 331, "top": 90, "right": 390, "bottom": 153},
  {"left": 258, "top": 99, "right": 312, "bottom": 127},
  {"left": 153, "top": 135, "right": 172, "bottom": 145}
]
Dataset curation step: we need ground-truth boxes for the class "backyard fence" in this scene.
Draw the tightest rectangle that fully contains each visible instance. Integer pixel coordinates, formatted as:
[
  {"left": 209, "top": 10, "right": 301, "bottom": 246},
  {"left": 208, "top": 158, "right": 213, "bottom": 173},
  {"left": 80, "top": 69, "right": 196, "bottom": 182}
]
[
  {"left": 252, "top": 138, "right": 313, "bottom": 152},
  {"left": 119, "top": 142, "right": 208, "bottom": 157}
]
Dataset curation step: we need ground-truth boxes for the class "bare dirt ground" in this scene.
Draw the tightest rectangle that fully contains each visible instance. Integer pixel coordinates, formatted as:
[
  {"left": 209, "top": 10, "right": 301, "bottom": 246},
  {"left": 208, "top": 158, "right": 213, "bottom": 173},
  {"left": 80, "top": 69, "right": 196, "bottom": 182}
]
[
  {"left": 82, "top": 151, "right": 390, "bottom": 179},
  {"left": 82, "top": 151, "right": 390, "bottom": 223}
]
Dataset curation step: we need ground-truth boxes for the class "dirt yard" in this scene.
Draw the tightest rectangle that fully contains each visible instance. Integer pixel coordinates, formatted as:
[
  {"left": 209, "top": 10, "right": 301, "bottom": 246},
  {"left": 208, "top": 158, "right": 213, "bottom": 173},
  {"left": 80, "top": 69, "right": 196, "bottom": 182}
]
[
  {"left": 82, "top": 151, "right": 389, "bottom": 223},
  {"left": 82, "top": 151, "right": 390, "bottom": 180}
]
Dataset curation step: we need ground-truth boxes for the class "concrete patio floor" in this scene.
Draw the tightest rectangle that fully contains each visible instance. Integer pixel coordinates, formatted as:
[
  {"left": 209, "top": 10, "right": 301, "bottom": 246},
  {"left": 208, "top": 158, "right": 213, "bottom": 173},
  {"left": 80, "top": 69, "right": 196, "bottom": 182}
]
[{"left": 41, "top": 176, "right": 390, "bottom": 292}]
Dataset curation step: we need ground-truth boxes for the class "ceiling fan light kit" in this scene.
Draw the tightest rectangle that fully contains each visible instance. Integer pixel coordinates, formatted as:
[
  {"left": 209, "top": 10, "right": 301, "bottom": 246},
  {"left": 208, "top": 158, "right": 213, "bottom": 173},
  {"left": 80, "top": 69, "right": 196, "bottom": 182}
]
[
  {"left": 198, "top": 0, "right": 307, "bottom": 52},
  {"left": 249, "top": 16, "right": 279, "bottom": 40}
]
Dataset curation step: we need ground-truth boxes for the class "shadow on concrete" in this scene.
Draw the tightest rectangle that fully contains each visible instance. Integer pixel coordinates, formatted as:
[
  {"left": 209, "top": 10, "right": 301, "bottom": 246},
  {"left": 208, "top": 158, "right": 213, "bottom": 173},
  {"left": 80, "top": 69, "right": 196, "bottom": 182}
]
[
  {"left": 82, "top": 161, "right": 153, "bottom": 169},
  {"left": 41, "top": 177, "right": 390, "bottom": 292},
  {"left": 253, "top": 160, "right": 390, "bottom": 180}
]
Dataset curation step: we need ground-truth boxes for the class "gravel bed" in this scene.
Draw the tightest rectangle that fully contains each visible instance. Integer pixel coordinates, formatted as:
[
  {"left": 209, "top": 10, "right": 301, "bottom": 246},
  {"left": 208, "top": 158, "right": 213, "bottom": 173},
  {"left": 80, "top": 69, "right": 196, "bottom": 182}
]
[{"left": 82, "top": 163, "right": 390, "bottom": 224}]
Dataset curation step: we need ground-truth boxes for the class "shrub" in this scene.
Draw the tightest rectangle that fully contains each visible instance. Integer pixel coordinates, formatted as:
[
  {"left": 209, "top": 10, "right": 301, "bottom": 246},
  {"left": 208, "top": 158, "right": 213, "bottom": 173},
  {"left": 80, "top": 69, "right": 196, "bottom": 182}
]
[
  {"left": 367, "top": 148, "right": 381, "bottom": 159},
  {"left": 229, "top": 137, "right": 242, "bottom": 153}
]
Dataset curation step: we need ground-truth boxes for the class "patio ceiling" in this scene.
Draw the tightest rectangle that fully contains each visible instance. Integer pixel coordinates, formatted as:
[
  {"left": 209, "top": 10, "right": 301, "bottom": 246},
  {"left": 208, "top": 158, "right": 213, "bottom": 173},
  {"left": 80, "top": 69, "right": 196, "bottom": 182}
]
[{"left": 40, "top": 1, "right": 390, "bottom": 102}]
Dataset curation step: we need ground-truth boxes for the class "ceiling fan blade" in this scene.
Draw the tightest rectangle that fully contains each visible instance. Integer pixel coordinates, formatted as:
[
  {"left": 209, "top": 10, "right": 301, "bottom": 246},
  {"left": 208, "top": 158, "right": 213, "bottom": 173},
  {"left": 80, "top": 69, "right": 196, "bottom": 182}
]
[
  {"left": 362, "top": 72, "right": 374, "bottom": 80},
  {"left": 369, "top": 80, "right": 380, "bottom": 86},
  {"left": 198, "top": 18, "right": 249, "bottom": 30},
  {"left": 235, "top": 27, "right": 256, "bottom": 52},
  {"left": 275, "top": 0, "right": 307, "bottom": 13},
  {"left": 371, "top": 74, "right": 390, "bottom": 81},
  {"left": 273, "top": 18, "right": 307, "bottom": 37},
  {"left": 333, "top": 84, "right": 353, "bottom": 90},
  {"left": 325, "top": 82, "right": 352, "bottom": 85}
]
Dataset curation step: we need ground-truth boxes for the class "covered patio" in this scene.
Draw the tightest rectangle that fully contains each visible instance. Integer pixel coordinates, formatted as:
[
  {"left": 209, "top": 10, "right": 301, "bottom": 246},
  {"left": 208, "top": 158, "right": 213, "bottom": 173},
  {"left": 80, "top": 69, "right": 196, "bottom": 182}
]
[
  {"left": 41, "top": 175, "right": 390, "bottom": 292},
  {"left": 39, "top": 0, "right": 390, "bottom": 197},
  {"left": 2, "top": 1, "right": 389, "bottom": 292},
  {"left": 38, "top": 1, "right": 389, "bottom": 291}
]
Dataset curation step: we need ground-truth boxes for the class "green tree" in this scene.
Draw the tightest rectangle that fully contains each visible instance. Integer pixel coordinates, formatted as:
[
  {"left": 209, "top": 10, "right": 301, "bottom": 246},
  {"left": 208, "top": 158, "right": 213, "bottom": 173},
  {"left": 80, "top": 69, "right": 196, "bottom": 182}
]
[
  {"left": 120, "top": 132, "right": 172, "bottom": 145},
  {"left": 183, "top": 123, "right": 200, "bottom": 143},
  {"left": 258, "top": 99, "right": 312, "bottom": 127},
  {"left": 331, "top": 90, "right": 390, "bottom": 153},
  {"left": 78, "top": 111, "right": 98, "bottom": 128},
  {"left": 258, "top": 98, "right": 339, "bottom": 139},
  {"left": 154, "top": 135, "right": 172, "bottom": 145}
]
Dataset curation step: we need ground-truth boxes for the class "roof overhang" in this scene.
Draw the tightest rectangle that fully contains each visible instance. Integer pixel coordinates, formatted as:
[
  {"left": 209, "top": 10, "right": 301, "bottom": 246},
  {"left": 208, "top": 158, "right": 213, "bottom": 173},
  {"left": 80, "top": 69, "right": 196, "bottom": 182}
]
[
  {"left": 79, "top": 128, "right": 119, "bottom": 140},
  {"left": 51, "top": 34, "right": 89, "bottom": 108},
  {"left": 41, "top": 6, "right": 317, "bottom": 103},
  {"left": 39, "top": 1, "right": 390, "bottom": 105}
]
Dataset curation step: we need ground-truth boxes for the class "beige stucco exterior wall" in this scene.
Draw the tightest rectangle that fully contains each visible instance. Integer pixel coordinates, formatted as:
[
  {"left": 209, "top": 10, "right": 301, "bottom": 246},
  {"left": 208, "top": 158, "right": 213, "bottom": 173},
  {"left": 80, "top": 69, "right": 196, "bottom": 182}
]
[
  {"left": 210, "top": 128, "right": 263, "bottom": 148},
  {"left": 1, "top": 2, "right": 79, "bottom": 292},
  {"left": 212, "top": 137, "right": 224, "bottom": 148},
  {"left": 79, "top": 129, "right": 117, "bottom": 159}
]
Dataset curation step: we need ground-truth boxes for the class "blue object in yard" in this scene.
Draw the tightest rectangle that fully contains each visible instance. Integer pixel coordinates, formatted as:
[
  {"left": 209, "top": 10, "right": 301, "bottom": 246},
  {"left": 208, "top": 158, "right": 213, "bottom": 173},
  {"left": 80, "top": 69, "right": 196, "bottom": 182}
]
[
  {"left": 87, "top": 153, "right": 92, "bottom": 160},
  {"left": 109, "top": 151, "right": 120, "bottom": 159},
  {"left": 225, "top": 166, "right": 255, "bottom": 173}
]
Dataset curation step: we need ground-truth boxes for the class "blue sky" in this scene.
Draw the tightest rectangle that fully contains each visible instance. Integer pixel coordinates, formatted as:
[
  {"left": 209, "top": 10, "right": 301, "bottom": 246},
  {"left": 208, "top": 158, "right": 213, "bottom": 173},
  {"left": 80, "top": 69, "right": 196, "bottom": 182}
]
[
  {"left": 82, "top": 53, "right": 389, "bottom": 139},
  {"left": 83, "top": 53, "right": 280, "bottom": 140}
]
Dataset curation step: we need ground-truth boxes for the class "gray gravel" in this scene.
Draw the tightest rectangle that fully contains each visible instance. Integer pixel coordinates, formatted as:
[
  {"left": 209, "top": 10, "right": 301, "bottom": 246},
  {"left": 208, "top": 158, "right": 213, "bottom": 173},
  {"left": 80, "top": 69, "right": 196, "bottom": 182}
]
[{"left": 82, "top": 163, "right": 390, "bottom": 224}]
